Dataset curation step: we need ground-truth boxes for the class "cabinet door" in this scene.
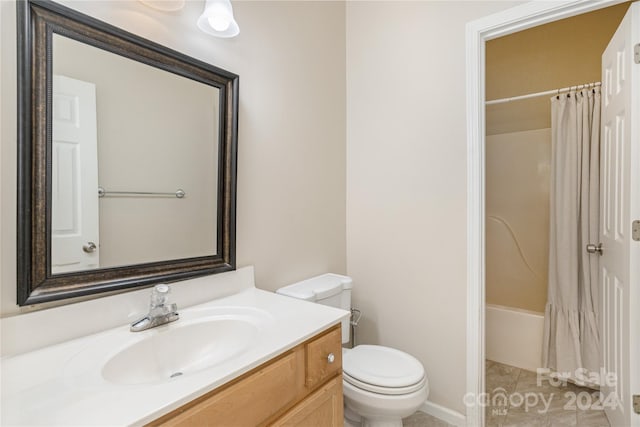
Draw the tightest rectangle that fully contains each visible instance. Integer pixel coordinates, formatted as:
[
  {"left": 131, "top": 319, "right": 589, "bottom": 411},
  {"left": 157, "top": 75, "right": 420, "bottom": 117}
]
[
  {"left": 272, "top": 375, "right": 343, "bottom": 427},
  {"left": 305, "top": 326, "right": 342, "bottom": 389}
]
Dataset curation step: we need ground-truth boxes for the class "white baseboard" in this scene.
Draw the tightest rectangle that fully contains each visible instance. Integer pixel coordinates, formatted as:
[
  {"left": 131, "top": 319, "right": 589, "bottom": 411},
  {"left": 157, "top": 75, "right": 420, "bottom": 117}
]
[{"left": 418, "top": 401, "right": 466, "bottom": 427}]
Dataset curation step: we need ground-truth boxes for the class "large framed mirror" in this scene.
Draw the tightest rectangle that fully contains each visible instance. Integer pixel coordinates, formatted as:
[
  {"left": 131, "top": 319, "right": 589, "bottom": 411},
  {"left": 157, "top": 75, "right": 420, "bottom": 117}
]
[{"left": 17, "top": 0, "right": 238, "bottom": 306}]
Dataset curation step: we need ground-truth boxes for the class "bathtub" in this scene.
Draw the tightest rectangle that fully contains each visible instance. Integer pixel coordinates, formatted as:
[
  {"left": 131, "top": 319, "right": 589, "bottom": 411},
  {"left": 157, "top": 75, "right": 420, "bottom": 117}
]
[{"left": 485, "top": 304, "right": 545, "bottom": 372}]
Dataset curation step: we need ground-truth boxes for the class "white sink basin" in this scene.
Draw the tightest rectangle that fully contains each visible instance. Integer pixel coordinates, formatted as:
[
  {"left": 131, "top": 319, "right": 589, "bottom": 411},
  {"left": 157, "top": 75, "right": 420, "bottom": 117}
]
[
  {"left": 63, "top": 306, "right": 275, "bottom": 386},
  {"left": 102, "top": 317, "right": 258, "bottom": 385}
]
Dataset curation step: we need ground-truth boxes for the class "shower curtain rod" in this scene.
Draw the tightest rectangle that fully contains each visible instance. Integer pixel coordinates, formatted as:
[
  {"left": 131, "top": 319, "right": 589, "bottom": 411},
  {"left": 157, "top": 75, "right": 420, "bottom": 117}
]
[{"left": 485, "top": 81, "right": 601, "bottom": 106}]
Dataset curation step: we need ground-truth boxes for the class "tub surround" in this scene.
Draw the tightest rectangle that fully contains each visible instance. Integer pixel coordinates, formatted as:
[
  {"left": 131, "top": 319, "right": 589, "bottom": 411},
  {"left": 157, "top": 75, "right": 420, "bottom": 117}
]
[
  {"left": 0, "top": 267, "right": 349, "bottom": 426},
  {"left": 485, "top": 129, "right": 551, "bottom": 313}
]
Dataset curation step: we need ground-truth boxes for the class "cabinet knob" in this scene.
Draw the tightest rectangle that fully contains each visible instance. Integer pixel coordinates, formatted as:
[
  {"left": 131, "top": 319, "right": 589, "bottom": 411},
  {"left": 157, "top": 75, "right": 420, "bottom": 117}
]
[{"left": 327, "top": 353, "right": 335, "bottom": 364}]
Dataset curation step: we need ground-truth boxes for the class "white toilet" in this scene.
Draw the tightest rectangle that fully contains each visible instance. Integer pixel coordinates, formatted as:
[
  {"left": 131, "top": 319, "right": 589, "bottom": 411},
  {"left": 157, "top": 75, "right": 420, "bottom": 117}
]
[{"left": 276, "top": 274, "right": 429, "bottom": 427}]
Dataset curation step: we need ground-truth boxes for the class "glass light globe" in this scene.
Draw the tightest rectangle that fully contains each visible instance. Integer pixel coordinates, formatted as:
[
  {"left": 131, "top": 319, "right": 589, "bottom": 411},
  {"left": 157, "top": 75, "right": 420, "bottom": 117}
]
[
  {"left": 197, "top": 0, "right": 240, "bottom": 38},
  {"left": 208, "top": 15, "right": 231, "bottom": 32}
]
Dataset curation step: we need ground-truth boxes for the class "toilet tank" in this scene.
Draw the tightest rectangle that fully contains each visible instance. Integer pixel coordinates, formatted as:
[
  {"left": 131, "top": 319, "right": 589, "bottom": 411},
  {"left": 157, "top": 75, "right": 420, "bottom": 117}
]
[{"left": 276, "top": 273, "right": 352, "bottom": 344}]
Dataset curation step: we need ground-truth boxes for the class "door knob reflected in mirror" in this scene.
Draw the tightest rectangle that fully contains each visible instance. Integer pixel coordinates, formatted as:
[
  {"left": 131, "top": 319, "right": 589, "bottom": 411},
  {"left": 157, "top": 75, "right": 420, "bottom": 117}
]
[
  {"left": 586, "top": 243, "right": 603, "bottom": 255},
  {"left": 82, "top": 242, "right": 97, "bottom": 253}
]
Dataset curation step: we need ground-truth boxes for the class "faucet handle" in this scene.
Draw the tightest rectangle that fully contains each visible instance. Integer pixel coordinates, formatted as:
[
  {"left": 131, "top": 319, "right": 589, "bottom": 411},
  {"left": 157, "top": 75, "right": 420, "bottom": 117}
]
[
  {"left": 154, "top": 284, "right": 169, "bottom": 293},
  {"left": 150, "top": 284, "right": 170, "bottom": 307}
]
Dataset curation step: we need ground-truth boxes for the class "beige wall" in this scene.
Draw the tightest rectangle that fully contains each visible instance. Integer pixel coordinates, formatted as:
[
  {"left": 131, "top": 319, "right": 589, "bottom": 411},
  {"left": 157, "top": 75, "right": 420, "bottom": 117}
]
[
  {"left": 53, "top": 35, "right": 218, "bottom": 268},
  {"left": 486, "top": 2, "right": 630, "bottom": 135},
  {"left": 0, "top": 0, "right": 346, "bottom": 314},
  {"left": 346, "top": 1, "right": 522, "bottom": 413},
  {"left": 486, "top": 129, "right": 550, "bottom": 313}
]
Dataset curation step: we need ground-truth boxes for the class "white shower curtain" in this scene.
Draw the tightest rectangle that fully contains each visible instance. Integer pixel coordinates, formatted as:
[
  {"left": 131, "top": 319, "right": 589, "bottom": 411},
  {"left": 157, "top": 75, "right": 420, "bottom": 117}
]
[{"left": 542, "top": 88, "right": 601, "bottom": 380}]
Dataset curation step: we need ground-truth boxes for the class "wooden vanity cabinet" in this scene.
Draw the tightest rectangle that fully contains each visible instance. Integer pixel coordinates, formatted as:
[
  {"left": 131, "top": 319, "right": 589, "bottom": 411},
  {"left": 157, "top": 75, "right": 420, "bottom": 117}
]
[
  {"left": 150, "top": 324, "right": 343, "bottom": 427},
  {"left": 271, "top": 375, "right": 343, "bottom": 426}
]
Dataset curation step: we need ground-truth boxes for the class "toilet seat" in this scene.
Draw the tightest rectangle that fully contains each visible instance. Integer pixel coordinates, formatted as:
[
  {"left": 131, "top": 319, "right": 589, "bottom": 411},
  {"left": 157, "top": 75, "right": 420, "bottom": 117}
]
[
  {"left": 343, "top": 371, "right": 427, "bottom": 395},
  {"left": 342, "top": 345, "right": 426, "bottom": 395}
]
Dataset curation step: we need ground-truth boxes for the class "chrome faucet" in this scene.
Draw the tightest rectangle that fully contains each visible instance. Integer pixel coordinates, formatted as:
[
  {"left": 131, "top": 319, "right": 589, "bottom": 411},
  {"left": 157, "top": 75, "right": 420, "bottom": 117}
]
[{"left": 130, "top": 284, "right": 179, "bottom": 332}]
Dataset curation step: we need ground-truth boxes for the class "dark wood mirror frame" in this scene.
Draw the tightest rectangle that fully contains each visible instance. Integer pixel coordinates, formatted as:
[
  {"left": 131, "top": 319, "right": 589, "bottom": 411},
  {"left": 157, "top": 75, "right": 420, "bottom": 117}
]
[{"left": 16, "top": 0, "right": 238, "bottom": 306}]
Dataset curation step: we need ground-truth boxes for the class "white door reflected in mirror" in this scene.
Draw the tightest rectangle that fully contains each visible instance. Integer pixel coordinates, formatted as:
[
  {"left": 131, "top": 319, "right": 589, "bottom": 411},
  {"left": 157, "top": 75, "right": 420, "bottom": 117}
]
[{"left": 51, "top": 75, "right": 100, "bottom": 274}]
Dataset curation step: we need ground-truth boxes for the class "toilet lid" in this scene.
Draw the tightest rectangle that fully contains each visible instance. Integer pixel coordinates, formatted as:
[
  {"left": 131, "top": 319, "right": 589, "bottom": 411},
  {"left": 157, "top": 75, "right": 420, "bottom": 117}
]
[
  {"left": 343, "top": 371, "right": 427, "bottom": 395},
  {"left": 342, "top": 345, "right": 425, "bottom": 392}
]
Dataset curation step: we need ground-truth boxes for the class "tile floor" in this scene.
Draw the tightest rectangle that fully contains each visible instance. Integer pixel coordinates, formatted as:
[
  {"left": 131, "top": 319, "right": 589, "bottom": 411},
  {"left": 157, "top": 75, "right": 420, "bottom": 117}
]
[
  {"left": 485, "top": 360, "right": 611, "bottom": 427},
  {"left": 403, "top": 411, "right": 456, "bottom": 427},
  {"left": 401, "top": 359, "right": 613, "bottom": 426}
]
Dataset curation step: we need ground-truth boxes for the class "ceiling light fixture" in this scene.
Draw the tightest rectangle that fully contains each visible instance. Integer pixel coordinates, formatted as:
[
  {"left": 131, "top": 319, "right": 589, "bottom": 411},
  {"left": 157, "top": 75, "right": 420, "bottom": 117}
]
[{"left": 197, "top": 0, "right": 239, "bottom": 38}]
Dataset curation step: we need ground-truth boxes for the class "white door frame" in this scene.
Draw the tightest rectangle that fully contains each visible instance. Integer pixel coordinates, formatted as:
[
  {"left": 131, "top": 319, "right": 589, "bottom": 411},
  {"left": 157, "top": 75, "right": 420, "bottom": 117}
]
[{"left": 465, "top": 1, "right": 627, "bottom": 425}]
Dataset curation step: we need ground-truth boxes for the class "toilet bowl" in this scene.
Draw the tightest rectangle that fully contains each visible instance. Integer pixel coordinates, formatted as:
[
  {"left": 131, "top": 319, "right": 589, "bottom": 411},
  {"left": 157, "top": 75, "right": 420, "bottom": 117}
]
[
  {"left": 342, "top": 345, "right": 429, "bottom": 427},
  {"left": 276, "top": 274, "right": 429, "bottom": 427}
]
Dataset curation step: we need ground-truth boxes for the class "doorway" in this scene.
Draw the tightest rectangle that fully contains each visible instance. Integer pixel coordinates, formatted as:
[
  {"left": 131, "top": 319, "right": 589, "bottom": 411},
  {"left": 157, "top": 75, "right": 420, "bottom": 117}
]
[
  {"left": 483, "top": 6, "right": 627, "bottom": 426},
  {"left": 465, "top": 1, "right": 638, "bottom": 426}
]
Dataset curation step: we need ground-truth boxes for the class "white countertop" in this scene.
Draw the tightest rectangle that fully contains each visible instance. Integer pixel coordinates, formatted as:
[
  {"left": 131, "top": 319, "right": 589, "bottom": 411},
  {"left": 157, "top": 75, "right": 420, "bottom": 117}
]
[{"left": 1, "top": 287, "right": 349, "bottom": 426}]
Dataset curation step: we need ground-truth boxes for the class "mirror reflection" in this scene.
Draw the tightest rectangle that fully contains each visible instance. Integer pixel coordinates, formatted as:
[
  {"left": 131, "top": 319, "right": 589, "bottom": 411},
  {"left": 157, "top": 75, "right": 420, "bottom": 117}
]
[{"left": 51, "top": 34, "right": 219, "bottom": 274}]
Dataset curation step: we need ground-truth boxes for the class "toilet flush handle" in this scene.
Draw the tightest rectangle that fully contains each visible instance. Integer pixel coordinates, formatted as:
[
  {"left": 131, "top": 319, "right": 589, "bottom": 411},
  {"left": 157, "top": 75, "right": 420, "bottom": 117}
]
[{"left": 327, "top": 353, "right": 335, "bottom": 364}]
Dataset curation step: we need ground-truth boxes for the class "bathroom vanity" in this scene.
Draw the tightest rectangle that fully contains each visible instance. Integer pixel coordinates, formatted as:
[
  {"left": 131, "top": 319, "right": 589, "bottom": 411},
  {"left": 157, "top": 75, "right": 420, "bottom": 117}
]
[
  {"left": 0, "top": 276, "right": 349, "bottom": 426},
  {"left": 151, "top": 325, "right": 343, "bottom": 426}
]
